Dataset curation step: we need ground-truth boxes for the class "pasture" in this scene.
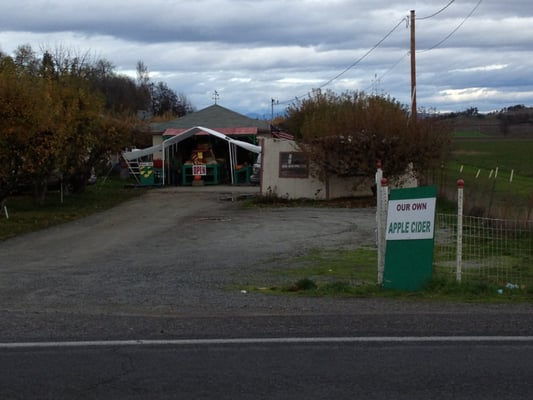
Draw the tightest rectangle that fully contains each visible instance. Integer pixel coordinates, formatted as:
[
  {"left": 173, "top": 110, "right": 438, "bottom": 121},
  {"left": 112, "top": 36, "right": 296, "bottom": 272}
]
[{"left": 433, "top": 137, "right": 533, "bottom": 219}]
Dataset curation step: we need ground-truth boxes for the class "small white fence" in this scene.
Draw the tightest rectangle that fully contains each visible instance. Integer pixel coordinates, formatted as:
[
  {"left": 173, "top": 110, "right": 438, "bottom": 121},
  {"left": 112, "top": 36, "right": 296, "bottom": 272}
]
[
  {"left": 434, "top": 213, "right": 533, "bottom": 288},
  {"left": 376, "top": 168, "right": 533, "bottom": 288}
]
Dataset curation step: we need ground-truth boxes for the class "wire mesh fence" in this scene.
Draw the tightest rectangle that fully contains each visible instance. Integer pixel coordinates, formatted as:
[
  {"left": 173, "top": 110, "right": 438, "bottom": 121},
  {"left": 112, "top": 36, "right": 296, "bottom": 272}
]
[{"left": 434, "top": 213, "right": 533, "bottom": 288}]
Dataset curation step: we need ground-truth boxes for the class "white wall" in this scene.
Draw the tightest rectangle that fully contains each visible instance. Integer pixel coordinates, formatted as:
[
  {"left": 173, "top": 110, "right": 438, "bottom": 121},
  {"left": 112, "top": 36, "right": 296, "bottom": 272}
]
[
  {"left": 259, "top": 138, "right": 374, "bottom": 199},
  {"left": 152, "top": 135, "right": 163, "bottom": 160}
]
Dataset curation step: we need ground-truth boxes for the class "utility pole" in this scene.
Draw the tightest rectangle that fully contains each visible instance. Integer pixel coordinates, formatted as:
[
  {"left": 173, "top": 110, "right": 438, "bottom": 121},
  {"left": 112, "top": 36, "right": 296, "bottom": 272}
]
[
  {"left": 271, "top": 98, "right": 278, "bottom": 123},
  {"left": 410, "top": 9, "right": 417, "bottom": 121}
]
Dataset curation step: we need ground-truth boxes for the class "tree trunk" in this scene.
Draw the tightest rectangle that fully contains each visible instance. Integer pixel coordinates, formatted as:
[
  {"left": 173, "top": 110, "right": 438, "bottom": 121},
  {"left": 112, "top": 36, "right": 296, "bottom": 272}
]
[{"left": 33, "top": 179, "right": 48, "bottom": 206}]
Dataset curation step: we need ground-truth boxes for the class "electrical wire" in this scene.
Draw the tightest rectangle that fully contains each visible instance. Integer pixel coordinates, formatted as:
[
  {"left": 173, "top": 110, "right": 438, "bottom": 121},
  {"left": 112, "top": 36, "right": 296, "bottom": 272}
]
[
  {"left": 275, "top": 0, "right": 482, "bottom": 109},
  {"left": 363, "top": 51, "right": 410, "bottom": 93},
  {"left": 417, "top": 0, "right": 456, "bottom": 20},
  {"left": 362, "top": 1, "right": 459, "bottom": 93},
  {"left": 420, "top": 0, "right": 483, "bottom": 52},
  {"left": 277, "top": 16, "right": 407, "bottom": 105},
  {"left": 367, "top": 0, "right": 482, "bottom": 89},
  {"left": 317, "top": 18, "right": 406, "bottom": 89}
]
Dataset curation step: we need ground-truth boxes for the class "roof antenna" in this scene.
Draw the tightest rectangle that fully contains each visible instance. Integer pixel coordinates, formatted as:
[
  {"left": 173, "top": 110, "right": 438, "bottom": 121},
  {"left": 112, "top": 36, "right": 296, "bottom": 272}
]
[{"left": 212, "top": 90, "right": 220, "bottom": 104}]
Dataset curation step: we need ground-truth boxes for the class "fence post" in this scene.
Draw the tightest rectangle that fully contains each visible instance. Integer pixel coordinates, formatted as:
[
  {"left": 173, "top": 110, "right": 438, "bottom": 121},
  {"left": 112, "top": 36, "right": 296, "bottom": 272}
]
[
  {"left": 377, "top": 177, "right": 388, "bottom": 285},
  {"left": 375, "top": 160, "right": 383, "bottom": 212},
  {"left": 375, "top": 162, "right": 382, "bottom": 283},
  {"left": 1, "top": 199, "right": 7, "bottom": 219},
  {"left": 456, "top": 179, "right": 464, "bottom": 283}
]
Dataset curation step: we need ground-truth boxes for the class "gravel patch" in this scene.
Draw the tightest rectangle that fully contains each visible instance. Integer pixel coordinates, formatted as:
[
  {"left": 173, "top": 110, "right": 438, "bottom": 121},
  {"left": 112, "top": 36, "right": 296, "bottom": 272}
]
[{"left": 0, "top": 186, "right": 377, "bottom": 317}]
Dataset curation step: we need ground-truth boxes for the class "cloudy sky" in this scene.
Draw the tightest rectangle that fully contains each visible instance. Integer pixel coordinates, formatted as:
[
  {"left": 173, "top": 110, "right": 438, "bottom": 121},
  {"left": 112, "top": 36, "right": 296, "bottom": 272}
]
[{"left": 1, "top": 0, "right": 532, "bottom": 117}]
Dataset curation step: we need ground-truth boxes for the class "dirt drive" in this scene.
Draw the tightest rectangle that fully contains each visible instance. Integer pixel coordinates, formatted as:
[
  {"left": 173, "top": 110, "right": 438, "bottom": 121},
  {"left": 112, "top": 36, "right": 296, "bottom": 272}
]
[{"left": 0, "top": 186, "right": 377, "bottom": 319}]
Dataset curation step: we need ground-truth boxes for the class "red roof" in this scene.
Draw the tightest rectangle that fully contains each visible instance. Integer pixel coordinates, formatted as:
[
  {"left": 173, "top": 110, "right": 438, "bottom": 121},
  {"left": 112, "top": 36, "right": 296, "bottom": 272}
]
[{"left": 164, "top": 127, "right": 258, "bottom": 136}]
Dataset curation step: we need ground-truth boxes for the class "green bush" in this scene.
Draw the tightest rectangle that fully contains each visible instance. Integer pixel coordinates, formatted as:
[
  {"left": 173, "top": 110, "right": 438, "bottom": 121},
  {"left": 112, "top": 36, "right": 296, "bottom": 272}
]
[{"left": 288, "top": 278, "right": 317, "bottom": 292}]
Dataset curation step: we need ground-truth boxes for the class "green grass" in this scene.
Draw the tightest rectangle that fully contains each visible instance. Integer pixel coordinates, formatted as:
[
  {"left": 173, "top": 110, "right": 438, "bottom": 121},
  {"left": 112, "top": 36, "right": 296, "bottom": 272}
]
[
  {"left": 452, "top": 130, "right": 489, "bottom": 138},
  {"left": 449, "top": 161, "right": 533, "bottom": 197},
  {"left": 275, "top": 247, "right": 378, "bottom": 283},
  {"left": 433, "top": 138, "right": 533, "bottom": 218},
  {"left": 451, "top": 139, "right": 533, "bottom": 178},
  {"left": 243, "top": 247, "right": 532, "bottom": 302},
  {"left": 0, "top": 177, "right": 147, "bottom": 241}
]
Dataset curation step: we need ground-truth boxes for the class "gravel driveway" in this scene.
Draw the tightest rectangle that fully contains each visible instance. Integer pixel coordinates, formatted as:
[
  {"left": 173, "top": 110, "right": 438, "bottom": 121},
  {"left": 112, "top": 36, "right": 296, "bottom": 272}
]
[{"left": 0, "top": 186, "right": 378, "bottom": 318}]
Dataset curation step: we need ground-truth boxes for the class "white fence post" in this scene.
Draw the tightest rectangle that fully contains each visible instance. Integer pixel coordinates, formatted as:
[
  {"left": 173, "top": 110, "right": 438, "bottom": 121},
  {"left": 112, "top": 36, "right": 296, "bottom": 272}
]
[
  {"left": 375, "top": 160, "right": 383, "bottom": 214},
  {"left": 376, "top": 171, "right": 388, "bottom": 285},
  {"left": 456, "top": 179, "right": 464, "bottom": 283},
  {"left": 376, "top": 162, "right": 382, "bottom": 283}
]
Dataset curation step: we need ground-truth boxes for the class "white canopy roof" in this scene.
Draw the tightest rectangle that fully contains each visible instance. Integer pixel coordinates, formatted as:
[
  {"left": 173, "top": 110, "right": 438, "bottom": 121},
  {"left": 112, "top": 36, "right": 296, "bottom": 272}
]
[
  {"left": 122, "top": 126, "right": 261, "bottom": 161},
  {"left": 122, "top": 145, "right": 160, "bottom": 161}
]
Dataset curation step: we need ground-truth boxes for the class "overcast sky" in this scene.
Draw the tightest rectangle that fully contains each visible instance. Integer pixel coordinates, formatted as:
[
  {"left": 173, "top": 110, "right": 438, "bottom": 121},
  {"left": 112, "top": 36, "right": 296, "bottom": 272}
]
[{"left": 1, "top": 0, "right": 532, "bottom": 117}]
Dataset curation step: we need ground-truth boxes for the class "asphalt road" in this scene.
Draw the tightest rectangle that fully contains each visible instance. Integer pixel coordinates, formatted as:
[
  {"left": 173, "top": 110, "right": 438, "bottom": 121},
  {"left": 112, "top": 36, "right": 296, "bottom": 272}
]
[
  {"left": 1, "top": 186, "right": 532, "bottom": 399},
  {"left": 1, "top": 339, "right": 532, "bottom": 399}
]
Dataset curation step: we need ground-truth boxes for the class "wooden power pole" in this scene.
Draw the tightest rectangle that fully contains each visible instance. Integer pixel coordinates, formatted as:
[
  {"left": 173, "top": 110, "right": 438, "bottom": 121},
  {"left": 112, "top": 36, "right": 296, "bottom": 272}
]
[{"left": 410, "top": 9, "right": 417, "bottom": 121}]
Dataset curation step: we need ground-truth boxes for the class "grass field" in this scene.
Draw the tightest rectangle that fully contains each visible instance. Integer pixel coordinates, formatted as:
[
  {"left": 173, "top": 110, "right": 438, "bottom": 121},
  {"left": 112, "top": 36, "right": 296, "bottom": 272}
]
[
  {"left": 451, "top": 139, "right": 533, "bottom": 178},
  {"left": 452, "top": 130, "right": 489, "bottom": 138},
  {"left": 432, "top": 137, "right": 533, "bottom": 218}
]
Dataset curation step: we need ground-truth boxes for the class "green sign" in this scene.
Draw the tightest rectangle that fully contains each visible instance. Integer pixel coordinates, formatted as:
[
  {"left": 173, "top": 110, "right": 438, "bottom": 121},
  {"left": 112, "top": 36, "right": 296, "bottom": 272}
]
[
  {"left": 139, "top": 162, "right": 154, "bottom": 185},
  {"left": 383, "top": 186, "right": 437, "bottom": 291}
]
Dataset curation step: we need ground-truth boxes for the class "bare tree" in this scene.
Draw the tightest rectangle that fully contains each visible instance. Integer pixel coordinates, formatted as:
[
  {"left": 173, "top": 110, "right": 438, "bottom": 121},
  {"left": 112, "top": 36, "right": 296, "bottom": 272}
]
[
  {"left": 136, "top": 60, "right": 150, "bottom": 87},
  {"left": 283, "top": 89, "right": 451, "bottom": 194}
]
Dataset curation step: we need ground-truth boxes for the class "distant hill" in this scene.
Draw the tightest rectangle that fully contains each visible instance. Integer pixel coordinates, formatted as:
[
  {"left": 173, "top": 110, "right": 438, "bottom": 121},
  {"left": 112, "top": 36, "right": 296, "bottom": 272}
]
[
  {"left": 441, "top": 106, "right": 533, "bottom": 138},
  {"left": 246, "top": 112, "right": 269, "bottom": 121}
]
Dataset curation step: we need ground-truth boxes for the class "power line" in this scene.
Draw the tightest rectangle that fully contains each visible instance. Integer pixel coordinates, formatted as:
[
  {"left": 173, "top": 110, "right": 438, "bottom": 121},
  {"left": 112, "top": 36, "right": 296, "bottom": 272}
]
[
  {"left": 366, "top": 1, "right": 483, "bottom": 94},
  {"left": 275, "top": 0, "right": 482, "bottom": 110},
  {"left": 277, "top": 16, "right": 407, "bottom": 105},
  {"left": 276, "top": 2, "right": 458, "bottom": 106},
  {"left": 362, "top": 1, "right": 476, "bottom": 93},
  {"left": 420, "top": 0, "right": 483, "bottom": 52},
  {"left": 363, "top": 51, "right": 410, "bottom": 93},
  {"left": 316, "top": 18, "right": 406, "bottom": 90},
  {"left": 417, "top": 0, "right": 456, "bottom": 20}
]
